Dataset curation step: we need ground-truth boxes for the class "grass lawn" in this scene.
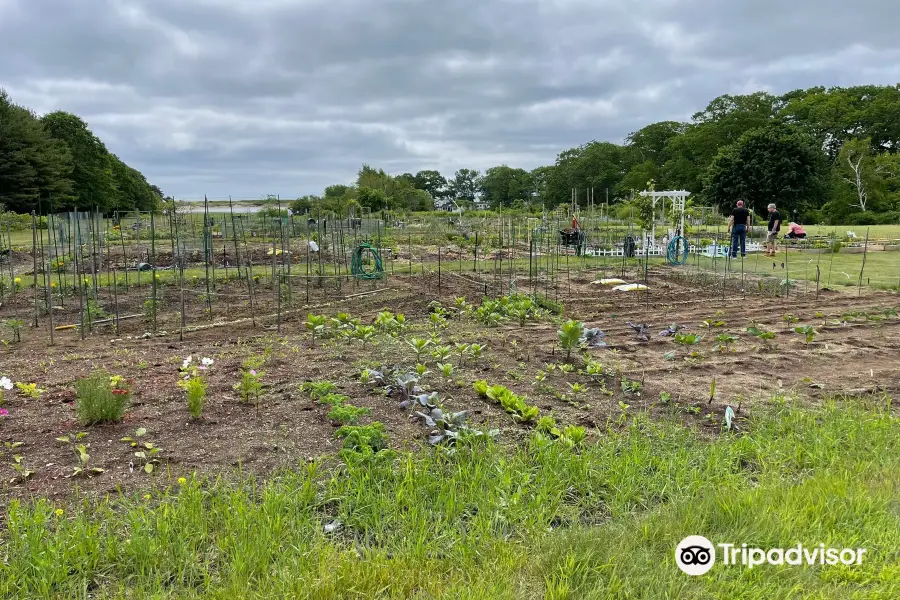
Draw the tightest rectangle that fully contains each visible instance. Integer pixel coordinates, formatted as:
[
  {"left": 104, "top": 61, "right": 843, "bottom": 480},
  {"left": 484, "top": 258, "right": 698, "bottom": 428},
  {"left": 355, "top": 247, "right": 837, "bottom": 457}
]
[
  {"left": 3, "top": 396, "right": 898, "bottom": 599},
  {"left": 696, "top": 249, "right": 900, "bottom": 289}
]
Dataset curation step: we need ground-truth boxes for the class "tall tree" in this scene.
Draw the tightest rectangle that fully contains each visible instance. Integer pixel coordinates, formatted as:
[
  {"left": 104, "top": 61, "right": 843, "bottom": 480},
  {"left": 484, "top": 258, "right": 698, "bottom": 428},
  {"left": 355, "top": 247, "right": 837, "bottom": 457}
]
[
  {"left": 479, "top": 165, "right": 533, "bottom": 208},
  {"left": 41, "top": 111, "right": 118, "bottom": 211},
  {"left": 412, "top": 169, "right": 448, "bottom": 199},
  {"left": 703, "top": 124, "right": 828, "bottom": 219},
  {"left": 448, "top": 169, "right": 480, "bottom": 202}
]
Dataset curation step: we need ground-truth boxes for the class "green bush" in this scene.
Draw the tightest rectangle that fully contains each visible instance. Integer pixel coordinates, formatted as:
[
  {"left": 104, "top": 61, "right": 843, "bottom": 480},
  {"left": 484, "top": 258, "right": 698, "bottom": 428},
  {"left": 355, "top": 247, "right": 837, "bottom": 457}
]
[{"left": 75, "top": 369, "right": 131, "bottom": 425}]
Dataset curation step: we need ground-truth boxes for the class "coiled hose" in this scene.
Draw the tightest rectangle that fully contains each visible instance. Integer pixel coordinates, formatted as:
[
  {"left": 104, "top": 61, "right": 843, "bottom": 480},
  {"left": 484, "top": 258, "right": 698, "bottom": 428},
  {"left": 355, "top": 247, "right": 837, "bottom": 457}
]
[
  {"left": 666, "top": 236, "right": 690, "bottom": 265},
  {"left": 351, "top": 243, "right": 385, "bottom": 280}
]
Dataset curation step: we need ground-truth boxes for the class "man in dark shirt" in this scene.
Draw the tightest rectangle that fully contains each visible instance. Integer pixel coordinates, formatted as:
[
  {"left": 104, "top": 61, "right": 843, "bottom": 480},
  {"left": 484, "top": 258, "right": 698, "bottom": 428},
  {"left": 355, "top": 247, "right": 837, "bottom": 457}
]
[
  {"left": 728, "top": 200, "right": 751, "bottom": 258},
  {"left": 766, "top": 203, "right": 782, "bottom": 256}
]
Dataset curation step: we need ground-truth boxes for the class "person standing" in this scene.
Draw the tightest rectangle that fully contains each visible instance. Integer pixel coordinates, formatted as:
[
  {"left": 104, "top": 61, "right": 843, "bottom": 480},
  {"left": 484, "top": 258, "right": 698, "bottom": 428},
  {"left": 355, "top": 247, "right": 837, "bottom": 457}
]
[
  {"left": 727, "top": 200, "right": 751, "bottom": 258},
  {"left": 766, "top": 203, "right": 782, "bottom": 256}
]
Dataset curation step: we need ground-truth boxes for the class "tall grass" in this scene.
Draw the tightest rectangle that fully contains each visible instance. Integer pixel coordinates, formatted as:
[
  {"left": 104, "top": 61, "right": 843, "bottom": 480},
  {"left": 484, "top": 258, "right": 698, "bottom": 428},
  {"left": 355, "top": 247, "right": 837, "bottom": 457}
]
[{"left": 2, "top": 396, "right": 897, "bottom": 598}]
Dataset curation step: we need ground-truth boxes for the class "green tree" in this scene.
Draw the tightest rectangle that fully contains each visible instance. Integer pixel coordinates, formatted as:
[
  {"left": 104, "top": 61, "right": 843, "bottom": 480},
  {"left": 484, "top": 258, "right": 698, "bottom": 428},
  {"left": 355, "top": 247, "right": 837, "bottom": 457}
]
[
  {"left": 290, "top": 195, "right": 319, "bottom": 214},
  {"left": 448, "top": 168, "right": 480, "bottom": 202},
  {"left": 41, "top": 111, "right": 118, "bottom": 211},
  {"left": 703, "top": 125, "right": 829, "bottom": 220},
  {"left": 413, "top": 170, "right": 448, "bottom": 199},
  {"left": 479, "top": 165, "right": 533, "bottom": 208},
  {"left": 0, "top": 90, "right": 74, "bottom": 212}
]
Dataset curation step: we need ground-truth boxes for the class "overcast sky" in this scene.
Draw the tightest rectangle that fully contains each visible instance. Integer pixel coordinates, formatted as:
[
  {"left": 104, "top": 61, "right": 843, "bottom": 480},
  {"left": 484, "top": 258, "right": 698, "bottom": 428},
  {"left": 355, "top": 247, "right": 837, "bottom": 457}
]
[{"left": 2, "top": 0, "right": 899, "bottom": 199}]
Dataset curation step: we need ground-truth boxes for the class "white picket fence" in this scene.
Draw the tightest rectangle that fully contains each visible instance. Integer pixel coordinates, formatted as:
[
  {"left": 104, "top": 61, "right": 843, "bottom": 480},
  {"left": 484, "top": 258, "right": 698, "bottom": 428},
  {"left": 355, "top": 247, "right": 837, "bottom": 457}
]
[{"left": 583, "top": 241, "right": 763, "bottom": 259}]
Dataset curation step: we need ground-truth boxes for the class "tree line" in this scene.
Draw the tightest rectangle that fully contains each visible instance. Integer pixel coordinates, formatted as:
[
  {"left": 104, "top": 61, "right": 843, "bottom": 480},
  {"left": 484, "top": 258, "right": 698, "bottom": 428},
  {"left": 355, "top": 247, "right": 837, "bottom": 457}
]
[
  {"left": 295, "top": 85, "right": 900, "bottom": 225},
  {"left": 0, "top": 89, "right": 162, "bottom": 215}
]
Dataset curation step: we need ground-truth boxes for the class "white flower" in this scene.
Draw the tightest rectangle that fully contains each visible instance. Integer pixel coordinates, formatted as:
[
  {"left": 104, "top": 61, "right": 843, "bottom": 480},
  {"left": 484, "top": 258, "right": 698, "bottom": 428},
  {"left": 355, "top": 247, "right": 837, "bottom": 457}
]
[
  {"left": 181, "top": 356, "right": 193, "bottom": 369},
  {"left": 201, "top": 357, "right": 214, "bottom": 367},
  {"left": 0, "top": 377, "right": 12, "bottom": 391}
]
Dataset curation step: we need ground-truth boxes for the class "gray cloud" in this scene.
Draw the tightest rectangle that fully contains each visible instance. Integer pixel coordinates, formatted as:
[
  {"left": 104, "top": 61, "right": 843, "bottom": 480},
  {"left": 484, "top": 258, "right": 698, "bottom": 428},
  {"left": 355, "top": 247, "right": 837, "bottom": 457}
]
[{"left": 1, "top": 0, "right": 898, "bottom": 198}]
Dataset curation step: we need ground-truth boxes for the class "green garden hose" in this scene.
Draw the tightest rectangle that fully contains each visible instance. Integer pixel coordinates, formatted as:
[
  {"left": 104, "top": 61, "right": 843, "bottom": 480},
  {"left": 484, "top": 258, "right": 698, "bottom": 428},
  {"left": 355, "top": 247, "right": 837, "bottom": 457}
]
[{"left": 351, "top": 243, "right": 385, "bottom": 280}]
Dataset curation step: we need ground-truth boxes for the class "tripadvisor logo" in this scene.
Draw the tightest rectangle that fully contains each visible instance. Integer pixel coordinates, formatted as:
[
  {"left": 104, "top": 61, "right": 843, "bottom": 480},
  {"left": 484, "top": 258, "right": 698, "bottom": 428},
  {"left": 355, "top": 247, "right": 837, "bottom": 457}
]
[{"left": 675, "top": 536, "right": 866, "bottom": 576}]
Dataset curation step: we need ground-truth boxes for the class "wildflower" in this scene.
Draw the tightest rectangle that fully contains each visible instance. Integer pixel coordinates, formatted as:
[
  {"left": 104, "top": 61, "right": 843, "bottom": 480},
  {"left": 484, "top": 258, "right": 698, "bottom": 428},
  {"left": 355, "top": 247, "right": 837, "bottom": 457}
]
[
  {"left": 55, "top": 509, "right": 64, "bottom": 516},
  {"left": 111, "top": 389, "right": 128, "bottom": 396},
  {"left": 181, "top": 356, "right": 193, "bottom": 370},
  {"left": 250, "top": 369, "right": 257, "bottom": 376},
  {"left": 0, "top": 408, "right": 8, "bottom": 417},
  {"left": 50, "top": 281, "right": 57, "bottom": 288},
  {"left": 14, "top": 277, "right": 21, "bottom": 285},
  {"left": 178, "top": 477, "right": 187, "bottom": 486},
  {"left": 0, "top": 377, "right": 12, "bottom": 391},
  {"left": 143, "top": 493, "right": 151, "bottom": 500},
  {"left": 201, "top": 357, "right": 214, "bottom": 367}
]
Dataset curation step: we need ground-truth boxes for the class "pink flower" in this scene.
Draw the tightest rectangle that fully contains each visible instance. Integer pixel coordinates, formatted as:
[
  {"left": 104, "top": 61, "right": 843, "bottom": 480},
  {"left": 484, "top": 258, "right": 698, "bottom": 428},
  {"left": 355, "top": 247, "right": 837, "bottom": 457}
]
[
  {"left": 0, "top": 408, "right": 8, "bottom": 417},
  {"left": 250, "top": 370, "right": 257, "bottom": 376}
]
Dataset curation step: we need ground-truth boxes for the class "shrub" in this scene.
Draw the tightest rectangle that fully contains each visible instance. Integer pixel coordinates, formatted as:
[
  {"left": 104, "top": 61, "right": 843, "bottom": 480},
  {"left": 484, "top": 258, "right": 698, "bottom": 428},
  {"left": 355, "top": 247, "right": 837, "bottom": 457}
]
[{"left": 75, "top": 370, "right": 131, "bottom": 425}]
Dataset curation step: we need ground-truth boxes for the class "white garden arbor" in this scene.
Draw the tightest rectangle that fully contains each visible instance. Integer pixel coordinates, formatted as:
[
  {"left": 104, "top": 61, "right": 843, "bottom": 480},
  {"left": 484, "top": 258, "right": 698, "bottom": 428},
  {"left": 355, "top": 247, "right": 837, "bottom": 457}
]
[{"left": 638, "top": 190, "right": 691, "bottom": 243}]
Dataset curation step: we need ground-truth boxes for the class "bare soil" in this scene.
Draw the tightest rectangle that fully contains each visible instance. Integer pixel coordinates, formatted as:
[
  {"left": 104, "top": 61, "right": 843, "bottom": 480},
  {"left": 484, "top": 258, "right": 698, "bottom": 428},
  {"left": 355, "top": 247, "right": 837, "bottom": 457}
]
[{"left": 1, "top": 266, "right": 898, "bottom": 501}]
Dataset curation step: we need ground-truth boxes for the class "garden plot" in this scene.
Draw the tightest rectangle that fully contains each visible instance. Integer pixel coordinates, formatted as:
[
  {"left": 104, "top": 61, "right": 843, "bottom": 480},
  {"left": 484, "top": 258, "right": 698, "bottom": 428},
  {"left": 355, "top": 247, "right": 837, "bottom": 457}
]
[{"left": 0, "top": 271, "right": 898, "bottom": 501}]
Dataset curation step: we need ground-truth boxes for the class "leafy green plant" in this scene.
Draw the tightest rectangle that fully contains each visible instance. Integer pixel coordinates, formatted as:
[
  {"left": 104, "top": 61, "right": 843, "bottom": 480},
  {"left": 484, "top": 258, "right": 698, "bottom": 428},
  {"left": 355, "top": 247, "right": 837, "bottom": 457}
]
[
  {"left": 305, "top": 314, "right": 327, "bottom": 345},
  {"left": 478, "top": 382, "right": 540, "bottom": 423},
  {"left": 55, "top": 432, "right": 104, "bottom": 477},
  {"left": 794, "top": 325, "right": 818, "bottom": 348},
  {"left": 714, "top": 333, "right": 738, "bottom": 353},
  {"left": 4, "top": 318, "right": 24, "bottom": 343},
  {"left": 783, "top": 314, "right": 800, "bottom": 327},
  {"left": 328, "top": 403, "right": 371, "bottom": 426},
  {"left": 558, "top": 320, "right": 585, "bottom": 361},
  {"left": 374, "top": 311, "right": 406, "bottom": 336},
  {"left": 620, "top": 378, "right": 641, "bottom": 394},
  {"left": 235, "top": 363, "right": 264, "bottom": 412},
  {"left": 746, "top": 326, "right": 776, "bottom": 341},
  {"left": 352, "top": 324, "right": 376, "bottom": 343},
  {"left": 179, "top": 357, "right": 212, "bottom": 419},
  {"left": 437, "top": 363, "right": 454, "bottom": 378},
  {"left": 673, "top": 332, "right": 701, "bottom": 346},
  {"left": 301, "top": 381, "right": 337, "bottom": 400},
  {"left": 431, "top": 345, "right": 453, "bottom": 363},
  {"left": 559, "top": 425, "right": 586, "bottom": 448},
  {"left": 75, "top": 370, "right": 131, "bottom": 425},
  {"left": 14, "top": 381, "right": 44, "bottom": 399},
  {"left": 568, "top": 382, "right": 587, "bottom": 404},
  {"left": 319, "top": 393, "right": 350, "bottom": 407},
  {"left": 336, "top": 422, "right": 388, "bottom": 455},
  {"left": 407, "top": 337, "right": 431, "bottom": 364},
  {"left": 122, "top": 428, "right": 162, "bottom": 474},
  {"left": 659, "top": 391, "right": 672, "bottom": 404}
]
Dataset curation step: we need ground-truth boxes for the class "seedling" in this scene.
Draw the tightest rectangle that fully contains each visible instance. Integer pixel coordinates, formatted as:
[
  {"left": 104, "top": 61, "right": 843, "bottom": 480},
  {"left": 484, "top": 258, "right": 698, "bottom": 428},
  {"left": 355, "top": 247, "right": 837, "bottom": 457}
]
[
  {"left": 708, "top": 378, "right": 716, "bottom": 404},
  {"left": 431, "top": 345, "right": 453, "bottom": 363},
  {"left": 414, "top": 364, "right": 429, "bottom": 377},
  {"left": 673, "top": 332, "right": 702, "bottom": 346},
  {"left": 10, "top": 453, "right": 33, "bottom": 482},
  {"left": 714, "top": 333, "right": 738, "bottom": 353},
  {"left": 794, "top": 325, "right": 817, "bottom": 348},
  {"left": 746, "top": 326, "right": 776, "bottom": 341},
  {"left": 305, "top": 314, "right": 327, "bottom": 345},
  {"left": 558, "top": 320, "right": 585, "bottom": 361},
  {"left": 407, "top": 337, "right": 431, "bottom": 364},
  {"left": 437, "top": 363, "right": 454, "bottom": 378},
  {"left": 568, "top": 382, "right": 587, "bottom": 404},
  {"left": 620, "top": 378, "right": 641, "bottom": 394},
  {"left": 15, "top": 382, "right": 44, "bottom": 399},
  {"left": 56, "top": 432, "right": 104, "bottom": 477},
  {"left": 659, "top": 391, "right": 672, "bottom": 404}
]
